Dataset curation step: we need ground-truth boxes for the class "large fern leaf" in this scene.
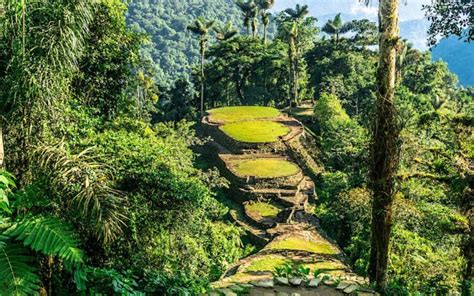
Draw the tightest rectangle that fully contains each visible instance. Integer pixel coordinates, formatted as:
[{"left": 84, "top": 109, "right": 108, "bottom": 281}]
[
  {"left": 5, "top": 216, "right": 85, "bottom": 266},
  {"left": 0, "top": 241, "right": 41, "bottom": 296}
]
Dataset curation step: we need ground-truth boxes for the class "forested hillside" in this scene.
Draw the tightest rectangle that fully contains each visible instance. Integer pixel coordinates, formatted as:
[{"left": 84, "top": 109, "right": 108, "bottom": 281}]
[
  {"left": 432, "top": 36, "right": 474, "bottom": 86},
  {"left": 126, "top": 0, "right": 244, "bottom": 85},
  {"left": 0, "top": 0, "right": 472, "bottom": 295}
]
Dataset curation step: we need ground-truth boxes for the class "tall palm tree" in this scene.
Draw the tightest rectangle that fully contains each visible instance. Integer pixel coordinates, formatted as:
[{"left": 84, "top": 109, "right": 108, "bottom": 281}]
[
  {"left": 366, "top": 0, "right": 401, "bottom": 292},
  {"left": 256, "top": 0, "right": 275, "bottom": 44},
  {"left": 187, "top": 17, "right": 214, "bottom": 117},
  {"left": 236, "top": 0, "right": 258, "bottom": 37},
  {"left": 214, "top": 22, "right": 238, "bottom": 41},
  {"left": 321, "top": 13, "right": 354, "bottom": 43},
  {"left": 284, "top": 4, "right": 309, "bottom": 106}
]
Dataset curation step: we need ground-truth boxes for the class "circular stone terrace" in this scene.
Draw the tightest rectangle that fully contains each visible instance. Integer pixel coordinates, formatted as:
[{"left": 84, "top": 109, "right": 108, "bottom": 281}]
[{"left": 204, "top": 106, "right": 305, "bottom": 147}]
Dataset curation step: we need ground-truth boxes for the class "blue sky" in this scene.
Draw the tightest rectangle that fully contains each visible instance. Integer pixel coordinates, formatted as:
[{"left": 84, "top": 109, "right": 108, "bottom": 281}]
[
  {"left": 272, "top": 0, "right": 431, "bottom": 21},
  {"left": 271, "top": 0, "right": 432, "bottom": 49}
]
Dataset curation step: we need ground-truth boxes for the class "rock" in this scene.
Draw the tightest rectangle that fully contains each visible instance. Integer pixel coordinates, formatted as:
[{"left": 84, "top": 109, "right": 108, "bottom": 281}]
[
  {"left": 239, "top": 283, "right": 253, "bottom": 288},
  {"left": 289, "top": 277, "right": 303, "bottom": 285},
  {"left": 357, "top": 292, "right": 375, "bottom": 296},
  {"left": 229, "top": 285, "right": 245, "bottom": 293},
  {"left": 277, "top": 293, "right": 290, "bottom": 296},
  {"left": 291, "top": 293, "right": 301, "bottom": 296},
  {"left": 323, "top": 279, "right": 335, "bottom": 286},
  {"left": 343, "top": 284, "right": 359, "bottom": 294},
  {"left": 275, "top": 277, "right": 289, "bottom": 285},
  {"left": 252, "top": 279, "right": 274, "bottom": 288},
  {"left": 308, "top": 277, "right": 322, "bottom": 287},
  {"left": 220, "top": 288, "right": 237, "bottom": 296},
  {"left": 336, "top": 281, "right": 352, "bottom": 290}
]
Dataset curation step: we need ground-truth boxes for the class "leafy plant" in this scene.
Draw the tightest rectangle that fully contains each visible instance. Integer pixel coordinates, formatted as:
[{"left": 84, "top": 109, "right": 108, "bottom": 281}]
[{"left": 274, "top": 262, "right": 310, "bottom": 279}]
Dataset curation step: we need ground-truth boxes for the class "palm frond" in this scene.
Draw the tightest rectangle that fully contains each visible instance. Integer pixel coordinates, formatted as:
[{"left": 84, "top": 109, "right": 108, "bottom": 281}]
[
  {"left": 34, "top": 143, "right": 126, "bottom": 245},
  {"left": 0, "top": 241, "right": 41, "bottom": 296},
  {"left": 5, "top": 216, "right": 85, "bottom": 266}
]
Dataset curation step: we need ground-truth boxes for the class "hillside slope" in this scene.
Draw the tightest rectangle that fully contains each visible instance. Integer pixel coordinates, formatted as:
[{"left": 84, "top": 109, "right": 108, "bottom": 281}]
[
  {"left": 432, "top": 36, "right": 474, "bottom": 86},
  {"left": 126, "top": 0, "right": 243, "bottom": 85}
]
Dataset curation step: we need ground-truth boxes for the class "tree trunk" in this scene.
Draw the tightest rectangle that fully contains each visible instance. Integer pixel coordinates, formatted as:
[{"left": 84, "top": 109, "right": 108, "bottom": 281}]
[
  {"left": 263, "top": 24, "right": 268, "bottom": 44},
  {"left": 369, "top": 0, "right": 400, "bottom": 292},
  {"left": 461, "top": 177, "right": 473, "bottom": 296},
  {"left": 0, "top": 122, "right": 4, "bottom": 169},
  {"left": 252, "top": 19, "right": 257, "bottom": 38},
  {"left": 200, "top": 38, "right": 205, "bottom": 117}
]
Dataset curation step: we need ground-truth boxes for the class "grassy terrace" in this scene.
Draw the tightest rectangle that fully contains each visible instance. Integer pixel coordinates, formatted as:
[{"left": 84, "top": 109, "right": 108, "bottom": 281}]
[
  {"left": 207, "top": 106, "right": 281, "bottom": 123},
  {"left": 229, "top": 158, "right": 299, "bottom": 178},
  {"left": 268, "top": 235, "right": 338, "bottom": 255},
  {"left": 245, "top": 202, "right": 282, "bottom": 218},
  {"left": 220, "top": 120, "right": 290, "bottom": 143}
]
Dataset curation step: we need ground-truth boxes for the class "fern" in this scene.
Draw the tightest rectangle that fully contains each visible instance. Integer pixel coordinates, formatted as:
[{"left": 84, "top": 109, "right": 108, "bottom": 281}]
[
  {"left": 5, "top": 216, "right": 85, "bottom": 267},
  {"left": 0, "top": 241, "right": 41, "bottom": 296}
]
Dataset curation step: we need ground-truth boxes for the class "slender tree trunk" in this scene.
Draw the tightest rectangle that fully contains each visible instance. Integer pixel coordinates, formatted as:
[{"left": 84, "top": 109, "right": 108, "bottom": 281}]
[
  {"left": 199, "top": 39, "right": 205, "bottom": 117},
  {"left": 263, "top": 24, "right": 268, "bottom": 44},
  {"left": 252, "top": 19, "right": 257, "bottom": 38},
  {"left": 461, "top": 177, "right": 473, "bottom": 296},
  {"left": 369, "top": 0, "right": 400, "bottom": 292},
  {"left": 0, "top": 122, "right": 4, "bottom": 169}
]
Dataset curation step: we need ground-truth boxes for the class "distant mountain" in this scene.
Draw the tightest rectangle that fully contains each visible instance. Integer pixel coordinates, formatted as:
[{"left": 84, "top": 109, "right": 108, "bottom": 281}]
[
  {"left": 126, "top": 0, "right": 243, "bottom": 86},
  {"left": 432, "top": 36, "right": 474, "bottom": 86}
]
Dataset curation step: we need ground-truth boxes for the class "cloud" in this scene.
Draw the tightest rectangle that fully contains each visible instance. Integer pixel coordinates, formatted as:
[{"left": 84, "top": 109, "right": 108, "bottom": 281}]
[{"left": 350, "top": 2, "right": 378, "bottom": 17}]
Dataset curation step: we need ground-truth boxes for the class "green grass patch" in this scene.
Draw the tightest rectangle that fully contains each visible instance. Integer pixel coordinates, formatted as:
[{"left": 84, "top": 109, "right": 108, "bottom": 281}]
[
  {"left": 220, "top": 121, "right": 290, "bottom": 143},
  {"left": 208, "top": 106, "right": 281, "bottom": 123},
  {"left": 245, "top": 202, "right": 281, "bottom": 217},
  {"left": 230, "top": 158, "right": 299, "bottom": 178},
  {"left": 304, "top": 261, "right": 346, "bottom": 274},
  {"left": 244, "top": 255, "right": 289, "bottom": 273},
  {"left": 269, "top": 236, "right": 338, "bottom": 254}
]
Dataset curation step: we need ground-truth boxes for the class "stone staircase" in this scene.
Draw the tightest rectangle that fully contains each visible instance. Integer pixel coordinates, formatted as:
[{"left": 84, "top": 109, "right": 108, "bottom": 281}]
[{"left": 201, "top": 108, "right": 376, "bottom": 296}]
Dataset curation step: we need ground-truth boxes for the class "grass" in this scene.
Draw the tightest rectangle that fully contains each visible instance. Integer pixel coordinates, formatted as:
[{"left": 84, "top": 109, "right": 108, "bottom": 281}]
[
  {"left": 245, "top": 202, "right": 281, "bottom": 217},
  {"left": 304, "top": 261, "right": 346, "bottom": 275},
  {"left": 220, "top": 121, "right": 290, "bottom": 143},
  {"left": 207, "top": 106, "right": 281, "bottom": 123},
  {"left": 269, "top": 236, "right": 338, "bottom": 255},
  {"left": 244, "top": 255, "right": 289, "bottom": 273},
  {"left": 229, "top": 158, "right": 299, "bottom": 178}
]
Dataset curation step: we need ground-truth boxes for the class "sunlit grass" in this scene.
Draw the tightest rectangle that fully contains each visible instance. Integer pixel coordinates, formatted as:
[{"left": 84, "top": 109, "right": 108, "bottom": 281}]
[
  {"left": 244, "top": 255, "right": 289, "bottom": 273},
  {"left": 245, "top": 202, "right": 281, "bottom": 217},
  {"left": 269, "top": 236, "right": 338, "bottom": 254},
  {"left": 229, "top": 158, "right": 299, "bottom": 178},
  {"left": 220, "top": 120, "right": 290, "bottom": 143},
  {"left": 208, "top": 106, "right": 281, "bottom": 123}
]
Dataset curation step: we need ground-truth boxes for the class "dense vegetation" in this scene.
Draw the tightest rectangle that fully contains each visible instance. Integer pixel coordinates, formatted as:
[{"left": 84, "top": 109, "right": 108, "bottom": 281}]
[{"left": 0, "top": 0, "right": 472, "bottom": 295}]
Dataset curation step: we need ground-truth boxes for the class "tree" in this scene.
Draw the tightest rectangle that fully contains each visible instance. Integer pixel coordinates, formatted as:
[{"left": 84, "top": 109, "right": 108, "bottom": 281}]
[
  {"left": 322, "top": 13, "right": 354, "bottom": 43},
  {"left": 256, "top": 0, "right": 275, "bottom": 44},
  {"left": 214, "top": 22, "right": 238, "bottom": 41},
  {"left": 187, "top": 17, "right": 214, "bottom": 117},
  {"left": 424, "top": 0, "right": 474, "bottom": 46},
  {"left": 367, "top": 0, "right": 401, "bottom": 292},
  {"left": 351, "top": 19, "right": 378, "bottom": 49},
  {"left": 236, "top": 0, "right": 258, "bottom": 37},
  {"left": 283, "top": 4, "right": 310, "bottom": 105}
]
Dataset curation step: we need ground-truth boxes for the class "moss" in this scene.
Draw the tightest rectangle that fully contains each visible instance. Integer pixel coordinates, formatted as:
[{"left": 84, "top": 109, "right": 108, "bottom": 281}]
[
  {"left": 304, "top": 261, "right": 346, "bottom": 274},
  {"left": 207, "top": 106, "right": 280, "bottom": 123},
  {"left": 269, "top": 236, "right": 338, "bottom": 254},
  {"left": 229, "top": 158, "right": 299, "bottom": 178},
  {"left": 245, "top": 202, "right": 281, "bottom": 217},
  {"left": 220, "top": 121, "right": 290, "bottom": 143},
  {"left": 244, "top": 255, "right": 289, "bottom": 272}
]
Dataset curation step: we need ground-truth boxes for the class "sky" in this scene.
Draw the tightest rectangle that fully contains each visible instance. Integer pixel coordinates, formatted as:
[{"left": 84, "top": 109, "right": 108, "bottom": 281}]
[
  {"left": 272, "top": 0, "right": 431, "bottom": 21},
  {"left": 271, "top": 0, "right": 433, "bottom": 49}
]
